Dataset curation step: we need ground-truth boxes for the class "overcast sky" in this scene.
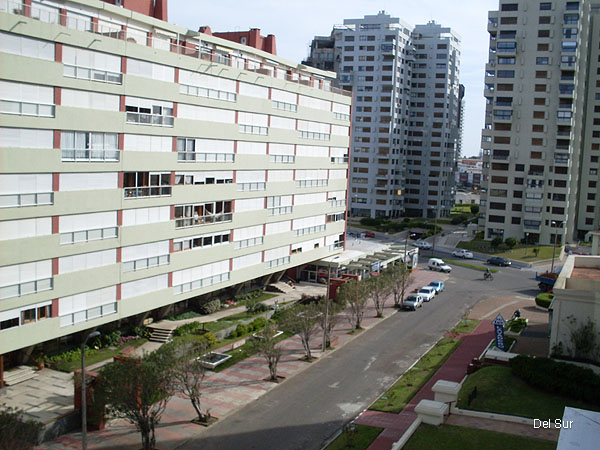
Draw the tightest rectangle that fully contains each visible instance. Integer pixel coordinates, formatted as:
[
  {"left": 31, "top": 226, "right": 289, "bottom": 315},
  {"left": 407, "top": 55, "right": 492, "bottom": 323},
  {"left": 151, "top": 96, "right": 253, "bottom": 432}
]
[{"left": 169, "top": 0, "right": 499, "bottom": 158}]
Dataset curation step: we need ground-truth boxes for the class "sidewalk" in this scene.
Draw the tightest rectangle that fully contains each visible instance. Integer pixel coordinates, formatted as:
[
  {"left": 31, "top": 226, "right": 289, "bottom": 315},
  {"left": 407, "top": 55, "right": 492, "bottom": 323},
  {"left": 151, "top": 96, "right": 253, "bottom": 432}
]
[
  {"left": 354, "top": 320, "right": 494, "bottom": 449},
  {"left": 41, "top": 269, "right": 447, "bottom": 449}
]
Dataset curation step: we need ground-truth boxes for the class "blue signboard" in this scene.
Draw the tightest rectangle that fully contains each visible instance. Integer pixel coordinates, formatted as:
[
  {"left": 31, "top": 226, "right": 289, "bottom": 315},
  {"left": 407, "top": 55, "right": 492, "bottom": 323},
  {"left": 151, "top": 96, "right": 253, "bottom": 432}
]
[
  {"left": 492, "top": 314, "right": 506, "bottom": 352},
  {"left": 371, "top": 261, "right": 381, "bottom": 272}
]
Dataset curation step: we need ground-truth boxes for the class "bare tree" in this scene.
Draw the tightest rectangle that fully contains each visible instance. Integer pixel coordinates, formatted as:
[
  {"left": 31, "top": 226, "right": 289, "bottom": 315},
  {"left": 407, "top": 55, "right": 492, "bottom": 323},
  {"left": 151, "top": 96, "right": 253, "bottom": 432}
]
[
  {"left": 277, "top": 303, "right": 320, "bottom": 360},
  {"left": 317, "top": 299, "right": 342, "bottom": 349},
  {"left": 389, "top": 263, "right": 414, "bottom": 308},
  {"left": 367, "top": 272, "right": 393, "bottom": 318},
  {"left": 337, "top": 279, "right": 368, "bottom": 330},
  {"left": 171, "top": 341, "right": 209, "bottom": 423},
  {"left": 250, "top": 322, "right": 283, "bottom": 381}
]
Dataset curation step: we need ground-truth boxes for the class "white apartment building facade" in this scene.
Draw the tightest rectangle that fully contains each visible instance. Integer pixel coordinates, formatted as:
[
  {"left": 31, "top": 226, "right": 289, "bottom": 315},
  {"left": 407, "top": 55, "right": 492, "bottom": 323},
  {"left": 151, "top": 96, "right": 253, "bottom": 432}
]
[
  {"left": 0, "top": 0, "right": 351, "bottom": 361},
  {"left": 481, "top": 0, "right": 599, "bottom": 244},
  {"left": 306, "top": 13, "right": 462, "bottom": 219}
]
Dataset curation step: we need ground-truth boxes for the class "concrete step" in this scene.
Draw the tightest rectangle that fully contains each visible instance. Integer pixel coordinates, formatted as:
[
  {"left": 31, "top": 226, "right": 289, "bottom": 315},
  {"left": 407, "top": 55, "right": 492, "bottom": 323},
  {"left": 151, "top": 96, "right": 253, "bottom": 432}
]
[
  {"left": 149, "top": 329, "right": 173, "bottom": 343},
  {"left": 267, "top": 282, "right": 294, "bottom": 294},
  {"left": 4, "top": 365, "right": 38, "bottom": 386}
]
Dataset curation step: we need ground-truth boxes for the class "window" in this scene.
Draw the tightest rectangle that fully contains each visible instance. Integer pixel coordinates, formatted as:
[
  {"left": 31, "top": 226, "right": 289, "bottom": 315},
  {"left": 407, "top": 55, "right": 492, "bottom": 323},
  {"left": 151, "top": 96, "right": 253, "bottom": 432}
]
[
  {"left": 174, "top": 201, "right": 233, "bottom": 228},
  {"left": 499, "top": 31, "right": 516, "bottom": 39},
  {"left": 498, "top": 57, "right": 515, "bottom": 64},
  {"left": 540, "top": 2, "right": 552, "bottom": 10},
  {"left": 0, "top": 81, "right": 54, "bottom": 117},
  {"left": 0, "top": 174, "right": 53, "bottom": 208},
  {"left": 172, "top": 261, "right": 230, "bottom": 295},
  {"left": 179, "top": 70, "right": 236, "bottom": 102},
  {"left": 61, "top": 131, "right": 118, "bottom": 161},
  {"left": 122, "top": 241, "right": 170, "bottom": 272},
  {"left": 497, "top": 70, "right": 515, "bottom": 78},
  {"left": 501, "top": 3, "right": 518, "bottom": 11},
  {"left": 563, "top": 28, "right": 577, "bottom": 38},
  {"left": 124, "top": 172, "right": 171, "bottom": 198},
  {"left": 566, "top": 2, "right": 579, "bottom": 10},
  {"left": 63, "top": 46, "right": 122, "bottom": 84},
  {"left": 564, "top": 14, "right": 579, "bottom": 24},
  {"left": 0, "top": 32, "right": 54, "bottom": 61},
  {"left": 59, "top": 286, "right": 117, "bottom": 327},
  {"left": 125, "top": 97, "right": 174, "bottom": 127},
  {"left": 538, "top": 30, "right": 550, "bottom": 37},
  {"left": 0, "top": 260, "right": 52, "bottom": 300},
  {"left": 539, "top": 16, "right": 551, "bottom": 24},
  {"left": 561, "top": 41, "right": 577, "bottom": 52},
  {"left": 536, "top": 57, "right": 549, "bottom": 65},
  {"left": 173, "top": 231, "right": 230, "bottom": 252},
  {"left": 59, "top": 211, "right": 118, "bottom": 244}
]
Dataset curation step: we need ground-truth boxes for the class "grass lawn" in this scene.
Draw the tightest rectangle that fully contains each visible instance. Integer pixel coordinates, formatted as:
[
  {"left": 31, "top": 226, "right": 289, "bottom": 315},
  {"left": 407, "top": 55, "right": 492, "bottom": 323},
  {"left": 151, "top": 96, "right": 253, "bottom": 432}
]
[
  {"left": 457, "top": 366, "right": 600, "bottom": 420},
  {"left": 457, "top": 239, "right": 561, "bottom": 262},
  {"left": 369, "top": 337, "right": 461, "bottom": 413},
  {"left": 451, "top": 204, "right": 474, "bottom": 215},
  {"left": 326, "top": 424, "right": 383, "bottom": 450},
  {"left": 443, "top": 259, "right": 499, "bottom": 273},
  {"left": 214, "top": 331, "right": 291, "bottom": 372},
  {"left": 451, "top": 319, "right": 480, "bottom": 335},
  {"left": 51, "top": 338, "right": 148, "bottom": 372},
  {"left": 403, "top": 424, "right": 556, "bottom": 450}
]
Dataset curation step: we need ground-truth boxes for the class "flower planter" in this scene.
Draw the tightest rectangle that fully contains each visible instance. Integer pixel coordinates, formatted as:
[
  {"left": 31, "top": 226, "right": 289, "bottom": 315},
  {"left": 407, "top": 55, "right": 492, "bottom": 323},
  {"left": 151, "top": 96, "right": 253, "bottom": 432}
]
[
  {"left": 251, "top": 330, "right": 283, "bottom": 341},
  {"left": 197, "top": 352, "right": 232, "bottom": 370}
]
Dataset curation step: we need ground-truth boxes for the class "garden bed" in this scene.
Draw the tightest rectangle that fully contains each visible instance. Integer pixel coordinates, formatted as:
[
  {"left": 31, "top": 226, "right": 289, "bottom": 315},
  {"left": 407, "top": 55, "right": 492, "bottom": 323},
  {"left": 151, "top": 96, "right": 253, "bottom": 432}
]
[{"left": 197, "top": 352, "right": 232, "bottom": 370}]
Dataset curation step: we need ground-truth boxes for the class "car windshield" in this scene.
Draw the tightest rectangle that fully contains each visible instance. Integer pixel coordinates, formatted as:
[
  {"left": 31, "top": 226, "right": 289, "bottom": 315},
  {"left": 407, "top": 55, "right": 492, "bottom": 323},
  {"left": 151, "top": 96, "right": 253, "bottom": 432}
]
[{"left": 419, "top": 288, "right": 430, "bottom": 293}]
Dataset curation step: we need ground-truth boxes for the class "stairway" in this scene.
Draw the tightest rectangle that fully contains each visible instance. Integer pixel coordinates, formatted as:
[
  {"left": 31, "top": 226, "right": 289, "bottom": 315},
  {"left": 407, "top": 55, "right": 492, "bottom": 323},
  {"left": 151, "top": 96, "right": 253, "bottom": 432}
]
[
  {"left": 267, "top": 281, "right": 295, "bottom": 294},
  {"left": 148, "top": 326, "right": 174, "bottom": 343},
  {"left": 3, "top": 365, "right": 38, "bottom": 386}
]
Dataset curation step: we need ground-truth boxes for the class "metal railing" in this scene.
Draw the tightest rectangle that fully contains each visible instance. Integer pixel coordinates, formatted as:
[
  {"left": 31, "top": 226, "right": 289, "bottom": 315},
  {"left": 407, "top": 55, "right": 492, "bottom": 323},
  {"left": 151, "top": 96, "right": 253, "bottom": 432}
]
[
  {"left": 122, "top": 255, "right": 169, "bottom": 272},
  {"left": 60, "top": 226, "right": 118, "bottom": 244},
  {"left": 268, "top": 206, "right": 292, "bottom": 216},
  {"left": 299, "top": 131, "right": 331, "bottom": 141},
  {"left": 61, "top": 149, "right": 119, "bottom": 162},
  {"left": 64, "top": 64, "right": 122, "bottom": 84},
  {"left": 333, "top": 112, "right": 350, "bottom": 121},
  {"left": 234, "top": 236, "right": 264, "bottom": 249},
  {"left": 0, "top": 278, "right": 53, "bottom": 300},
  {"left": 294, "top": 224, "right": 326, "bottom": 236},
  {"left": 237, "top": 182, "right": 266, "bottom": 192},
  {"left": 59, "top": 302, "right": 117, "bottom": 327},
  {"left": 180, "top": 84, "right": 236, "bottom": 102},
  {"left": 270, "top": 154, "right": 295, "bottom": 163},
  {"left": 0, "top": 192, "right": 53, "bottom": 208},
  {"left": 1, "top": 100, "right": 54, "bottom": 117},
  {"left": 266, "top": 256, "right": 290, "bottom": 269},
  {"left": 124, "top": 186, "right": 172, "bottom": 198},
  {"left": 272, "top": 100, "right": 297, "bottom": 112},
  {"left": 329, "top": 199, "right": 346, "bottom": 208},
  {"left": 126, "top": 112, "right": 174, "bottom": 127},
  {"left": 177, "top": 152, "right": 235, "bottom": 162},
  {"left": 330, "top": 157, "right": 348, "bottom": 164},
  {"left": 239, "top": 124, "right": 268, "bottom": 135},
  {"left": 296, "top": 179, "right": 328, "bottom": 188},
  {"left": 174, "top": 272, "right": 230, "bottom": 295},
  {"left": 175, "top": 213, "right": 232, "bottom": 228}
]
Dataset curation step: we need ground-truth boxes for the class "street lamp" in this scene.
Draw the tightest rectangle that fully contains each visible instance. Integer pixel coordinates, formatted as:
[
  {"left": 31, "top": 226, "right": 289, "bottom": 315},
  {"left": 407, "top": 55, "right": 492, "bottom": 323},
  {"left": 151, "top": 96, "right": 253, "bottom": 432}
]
[
  {"left": 81, "top": 330, "right": 100, "bottom": 450},
  {"left": 550, "top": 220, "right": 563, "bottom": 273},
  {"left": 322, "top": 256, "right": 340, "bottom": 352}
]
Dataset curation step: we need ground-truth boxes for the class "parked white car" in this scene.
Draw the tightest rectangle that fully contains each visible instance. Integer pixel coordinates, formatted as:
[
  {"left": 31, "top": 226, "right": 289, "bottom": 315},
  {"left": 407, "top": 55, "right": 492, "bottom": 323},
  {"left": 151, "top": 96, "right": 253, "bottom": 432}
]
[
  {"left": 403, "top": 294, "right": 424, "bottom": 310},
  {"left": 418, "top": 286, "right": 437, "bottom": 302},
  {"left": 452, "top": 249, "right": 474, "bottom": 259},
  {"left": 428, "top": 258, "right": 452, "bottom": 273}
]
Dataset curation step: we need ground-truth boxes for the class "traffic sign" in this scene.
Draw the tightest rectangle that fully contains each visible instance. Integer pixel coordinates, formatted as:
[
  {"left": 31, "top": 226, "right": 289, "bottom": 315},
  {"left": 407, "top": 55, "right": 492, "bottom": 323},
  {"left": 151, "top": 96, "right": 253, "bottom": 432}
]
[{"left": 492, "top": 313, "right": 506, "bottom": 326}]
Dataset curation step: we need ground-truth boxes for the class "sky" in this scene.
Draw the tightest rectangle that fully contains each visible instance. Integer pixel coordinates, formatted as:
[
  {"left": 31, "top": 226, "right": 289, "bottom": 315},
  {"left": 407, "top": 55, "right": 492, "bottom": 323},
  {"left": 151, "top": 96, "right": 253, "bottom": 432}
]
[{"left": 169, "top": 0, "right": 499, "bottom": 158}]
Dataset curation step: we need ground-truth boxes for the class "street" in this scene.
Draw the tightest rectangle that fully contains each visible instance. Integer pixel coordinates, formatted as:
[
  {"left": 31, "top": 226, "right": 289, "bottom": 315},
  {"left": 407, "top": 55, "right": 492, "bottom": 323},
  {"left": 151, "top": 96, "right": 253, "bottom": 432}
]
[{"left": 176, "top": 263, "right": 536, "bottom": 450}]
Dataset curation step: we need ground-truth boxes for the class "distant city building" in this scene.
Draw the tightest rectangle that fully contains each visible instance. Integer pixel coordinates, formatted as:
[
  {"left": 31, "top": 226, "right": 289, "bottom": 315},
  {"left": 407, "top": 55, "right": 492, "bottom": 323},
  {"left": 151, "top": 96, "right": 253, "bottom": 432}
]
[
  {"left": 480, "top": 0, "right": 600, "bottom": 245},
  {"left": 305, "top": 12, "right": 462, "bottom": 219},
  {"left": 199, "top": 27, "right": 277, "bottom": 55},
  {"left": 456, "top": 158, "right": 483, "bottom": 187},
  {"left": 0, "top": 0, "right": 350, "bottom": 369}
]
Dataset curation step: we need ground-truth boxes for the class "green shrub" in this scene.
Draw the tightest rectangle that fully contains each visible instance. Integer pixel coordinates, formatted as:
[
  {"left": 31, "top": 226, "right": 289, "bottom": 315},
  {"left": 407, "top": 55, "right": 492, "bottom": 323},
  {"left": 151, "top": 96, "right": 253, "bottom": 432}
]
[
  {"left": 451, "top": 215, "right": 469, "bottom": 225},
  {"left": 535, "top": 293, "right": 554, "bottom": 308},
  {"left": 199, "top": 299, "right": 221, "bottom": 315},
  {"left": 509, "top": 355, "right": 600, "bottom": 405},
  {"left": 470, "top": 204, "right": 479, "bottom": 215},
  {"left": 132, "top": 325, "right": 151, "bottom": 339},
  {"left": 231, "top": 323, "right": 248, "bottom": 338},
  {"left": 0, "top": 405, "right": 44, "bottom": 449},
  {"left": 360, "top": 217, "right": 382, "bottom": 227},
  {"left": 173, "top": 322, "right": 202, "bottom": 337},
  {"left": 491, "top": 237, "right": 503, "bottom": 249},
  {"left": 251, "top": 316, "right": 268, "bottom": 329},
  {"left": 46, "top": 347, "right": 96, "bottom": 364},
  {"left": 198, "top": 332, "right": 217, "bottom": 347},
  {"left": 505, "top": 237, "right": 518, "bottom": 249},
  {"left": 475, "top": 231, "right": 484, "bottom": 239}
]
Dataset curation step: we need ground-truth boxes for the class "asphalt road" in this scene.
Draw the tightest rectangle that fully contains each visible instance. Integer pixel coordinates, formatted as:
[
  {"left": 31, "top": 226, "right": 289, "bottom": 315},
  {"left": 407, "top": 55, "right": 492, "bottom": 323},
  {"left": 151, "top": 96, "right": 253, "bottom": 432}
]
[{"left": 175, "top": 264, "right": 536, "bottom": 450}]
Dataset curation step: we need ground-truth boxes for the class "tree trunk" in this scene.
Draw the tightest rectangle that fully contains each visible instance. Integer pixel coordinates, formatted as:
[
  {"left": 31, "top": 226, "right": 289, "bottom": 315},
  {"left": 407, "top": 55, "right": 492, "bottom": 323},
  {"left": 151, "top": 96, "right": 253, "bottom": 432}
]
[
  {"left": 268, "top": 360, "right": 277, "bottom": 381},
  {"left": 191, "top": 397, "right": 203, "bottom": 421}
]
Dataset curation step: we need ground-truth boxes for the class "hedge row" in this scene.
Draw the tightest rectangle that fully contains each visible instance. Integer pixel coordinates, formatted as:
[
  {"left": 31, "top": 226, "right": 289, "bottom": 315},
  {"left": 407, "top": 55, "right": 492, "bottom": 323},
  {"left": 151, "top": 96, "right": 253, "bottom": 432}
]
[
  {"left": 535, "top": 293, "right": 554, "bottom": 308},
  {"left": 510, "top": 355, "right": 600, "bottom": 405}
]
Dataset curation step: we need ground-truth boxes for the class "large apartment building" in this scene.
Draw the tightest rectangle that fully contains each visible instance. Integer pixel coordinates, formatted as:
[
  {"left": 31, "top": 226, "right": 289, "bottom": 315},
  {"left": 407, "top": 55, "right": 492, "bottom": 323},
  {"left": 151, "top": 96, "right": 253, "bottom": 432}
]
[
  {"left": 305, "top": 13, "right": 461, "bottom": 219},
  {"left": 0, "top": 0, "right": 351, "bottom": 362},
  {"left": 480, "top": 0, "right": 600, "bottom": 244}
]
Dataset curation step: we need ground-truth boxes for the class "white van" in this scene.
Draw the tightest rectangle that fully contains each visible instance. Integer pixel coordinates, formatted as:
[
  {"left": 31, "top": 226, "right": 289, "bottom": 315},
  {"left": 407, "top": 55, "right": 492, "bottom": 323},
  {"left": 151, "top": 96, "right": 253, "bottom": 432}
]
[{"left": 428, "top": 258, "right": 452, "bottom": 273}]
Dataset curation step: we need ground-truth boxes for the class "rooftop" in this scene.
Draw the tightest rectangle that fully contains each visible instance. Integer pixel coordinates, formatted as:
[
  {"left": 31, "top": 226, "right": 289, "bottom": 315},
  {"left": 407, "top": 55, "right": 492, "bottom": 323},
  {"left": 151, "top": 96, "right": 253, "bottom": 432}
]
[
  {"left": 570, "top": 267, "right": 600, "bottom": 282},
  {"left": 555, "top": 255, "right": 600, "bottom": 293}
]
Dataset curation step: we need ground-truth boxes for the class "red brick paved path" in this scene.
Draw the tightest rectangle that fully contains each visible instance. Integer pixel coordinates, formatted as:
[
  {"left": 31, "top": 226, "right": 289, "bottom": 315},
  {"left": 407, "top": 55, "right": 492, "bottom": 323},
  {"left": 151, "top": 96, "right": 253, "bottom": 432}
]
[{"left": 355, "top": 320, "right": 494, "bottom": 450}]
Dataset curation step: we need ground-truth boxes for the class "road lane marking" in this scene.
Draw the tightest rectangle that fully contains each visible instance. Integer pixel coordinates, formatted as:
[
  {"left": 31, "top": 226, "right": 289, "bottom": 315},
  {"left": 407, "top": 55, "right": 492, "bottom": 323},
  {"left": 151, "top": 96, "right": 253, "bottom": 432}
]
[
  {"left": 482, "top": 299, "right": 521, "bottom": 319},
  {"left": 364, "top": 356, "right": 377, "bottom": 372}
]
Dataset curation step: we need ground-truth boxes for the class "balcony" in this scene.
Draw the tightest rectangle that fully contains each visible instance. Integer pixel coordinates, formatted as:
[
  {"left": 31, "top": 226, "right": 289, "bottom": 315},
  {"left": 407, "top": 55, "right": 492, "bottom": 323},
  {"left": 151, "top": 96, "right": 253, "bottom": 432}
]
[
  {"left": 0, "top": 192, "right": 53, "bottom": 208},
  {"left": 124, "top": 186, "right": 172, "bottom": 198},
  {"left": 0, "top": 278, "right": 53, "bottom": 300},
  {"left": 178, "top": 152, "right": 235, "bottom": 163},
  {"left": 126, "top": 112, "right": 174, "bottom": 127},
  {"left": 1, "top": 100, "right": 55, "bottom": 117},
  {"left": 62, "top": 148, "right": 120, "bottom": 162},
  {"left": 175, "top": 213, "right": 233, "bottom": 229}
]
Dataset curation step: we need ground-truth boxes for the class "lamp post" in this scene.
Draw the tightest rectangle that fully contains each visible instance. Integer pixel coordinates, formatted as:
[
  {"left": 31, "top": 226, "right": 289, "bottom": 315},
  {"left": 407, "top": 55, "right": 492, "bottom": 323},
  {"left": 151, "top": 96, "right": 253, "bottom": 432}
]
[
  {"left": 81, "top": 330, "right": 100, "bottom": 450},
  {"left": 550, "top": 220, "right": 563, "bottom": 273},
  {"left": 322, "top": 256, "right": 339, "bottom": 352}
]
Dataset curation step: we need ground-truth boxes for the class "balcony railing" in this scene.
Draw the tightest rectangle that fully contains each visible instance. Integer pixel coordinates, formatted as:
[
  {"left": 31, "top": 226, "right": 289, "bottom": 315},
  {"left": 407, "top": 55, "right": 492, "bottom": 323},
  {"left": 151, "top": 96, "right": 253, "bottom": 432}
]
[
  {"left": 64, "top": 64, "right": 122, "bottom": 84},
  {"left": 0, "top": 192, "right": 53, "bottom": 208},
  {"left": 175, "top": 213, "right": 232, "bottom": 228},
  {"left": 239, "top": 124, "right": 268, "bottom": 135},
  {"left": 0, "top": 278, "right": 53, "bottom": 300},
  {"left": 126, "top": 112, "right": 174, "bottom": 127},
  {"left": 60, "top": 226, "right": 118, "bottom": 244},
  {"left": 268, "top": 206, "right": 292, "bottom": 216},
  {"left": 270, "top": 155, "right": 295, "bottom": 164},
  {"left": 296, "top": 179, "right": 328, "bottom": 188},
  {"left": 177, "top": 152, "right": 234, "bottom": 162},
  {"left": 265, "top": 256, "right": 290, "bottom": 269},
  {"left": 272, "top": 100, "right": 297, "bottom": 112},
  {"left": 331, "top": 157, "right": 348, "bottom": 164},
  {"left": 61, "top": 149, "right": 119, "bottom": 162},
  {"left": 180, "top": 84, "right": 236, "bottom": 102},
  {"left": 234, "top": 236, "right": 264, "bottom": 249},
  {"left": 1, "top": 100, "right": 54, "bottom": 117},
  {"left": 329, "top": 199, "right": 346, "bottom": 208},
  {"left": 122, "top": 255, "right": 170, "bottom": 272},
  {"left": 174, "top": 273, "right": 230, "bottom": 295},
  {"left": 124, "top": 186, "right": 172, "bottom": 198},
  {"left": 294, "top": 224, "right": 326, "bottom": 237},
  {"left": 237, "top": 182, "right": 266, "bottom": 192},
  {"left": 299, "top": 131, "right": 331, "bottom": 141},
  {"left": 59, "top": 302, "right": 117, "bottom": 327}
]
